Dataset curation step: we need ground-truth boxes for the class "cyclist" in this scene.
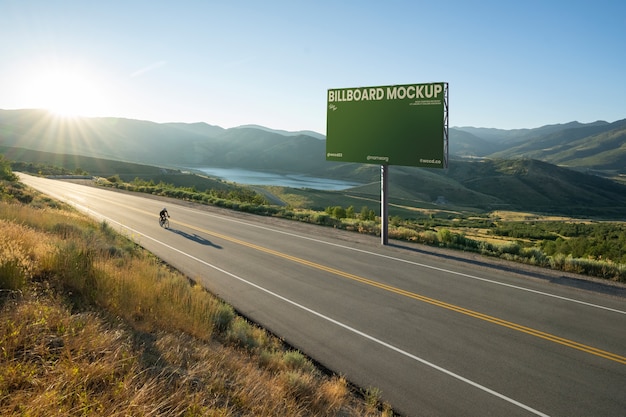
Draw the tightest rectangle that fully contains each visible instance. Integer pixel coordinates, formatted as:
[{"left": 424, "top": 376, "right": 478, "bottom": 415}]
[{"left": 159, "top": 207, "right": 169, "bottom": 223}]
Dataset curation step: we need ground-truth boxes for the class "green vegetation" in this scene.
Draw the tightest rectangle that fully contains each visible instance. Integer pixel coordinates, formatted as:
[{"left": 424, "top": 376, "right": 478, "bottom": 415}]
[
  {"left": 0, "top": 169, "right": 394, "bottom": 415},
  {"left": 493, "top": 221, "right": 626, "bottom": 263},
  {"left": 10, "top": 160, "right": 89, "bottom": 177},
  {"left": 105, "top": 169, "right": 626, "bottom": 281},
  {"left": 383, "top": 215, "right": 626, "bottom": 282},
  {"left": 8, "top": 154, "right": 626, "bottom": 283},
  {"left": 99, "top": 176, "right": 270, "bottom": 211},
  {"left": 0, "top": 155, "right": 17, "bottom": 181},
  {"left": 4, "top": 111, "right": 626, "bottom": 220}
]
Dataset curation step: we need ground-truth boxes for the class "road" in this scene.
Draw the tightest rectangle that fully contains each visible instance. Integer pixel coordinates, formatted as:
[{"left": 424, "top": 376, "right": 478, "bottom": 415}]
[{"left": 19, "top": 174, "right": 626, "bottom": 417}]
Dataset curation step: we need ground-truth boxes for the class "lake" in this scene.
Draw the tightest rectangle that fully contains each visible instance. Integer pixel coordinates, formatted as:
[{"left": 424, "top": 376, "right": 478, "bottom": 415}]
[{"left": 192, "top": 167, "right": 361, "bottom": 191}]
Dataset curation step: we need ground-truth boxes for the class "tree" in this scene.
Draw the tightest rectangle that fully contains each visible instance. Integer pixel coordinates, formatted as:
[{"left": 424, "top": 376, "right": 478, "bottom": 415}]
[
  {"left": 0, "top": 155, "right": 17, "bottom": 181},
  {"left": 332, "top": 206, "right": 346, "bottom": 219},
  {"left": 360, "top": 206, "right": 376, "bottom": 221}
]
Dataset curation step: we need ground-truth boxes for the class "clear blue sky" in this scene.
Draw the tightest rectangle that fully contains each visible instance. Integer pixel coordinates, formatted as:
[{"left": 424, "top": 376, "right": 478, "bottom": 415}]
[{"left": 1, "top": 0, "right": 624, "bottom": 134}]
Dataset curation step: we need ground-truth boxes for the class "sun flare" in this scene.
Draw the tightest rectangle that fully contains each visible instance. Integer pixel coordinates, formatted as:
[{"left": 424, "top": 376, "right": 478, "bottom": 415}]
[{"left": 25, "top": 66, "right": 105, "bottom": 118}]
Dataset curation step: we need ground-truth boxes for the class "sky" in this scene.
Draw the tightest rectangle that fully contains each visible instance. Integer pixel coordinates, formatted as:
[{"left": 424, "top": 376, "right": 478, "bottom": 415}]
[{"left": 1, "top": 0, "right": 625, "bottom": 134}]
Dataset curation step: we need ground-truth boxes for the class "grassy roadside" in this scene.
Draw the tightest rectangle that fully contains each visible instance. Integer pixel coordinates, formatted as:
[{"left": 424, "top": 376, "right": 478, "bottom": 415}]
[
  {"left": 0, "top": 179, "right": 395, "bottom": 415},
  {"left": 94, "top": 175, "right": 626, "bottom": 283},
  {"left": 9, "top": 151, "right": 626, "bottom": 284}
]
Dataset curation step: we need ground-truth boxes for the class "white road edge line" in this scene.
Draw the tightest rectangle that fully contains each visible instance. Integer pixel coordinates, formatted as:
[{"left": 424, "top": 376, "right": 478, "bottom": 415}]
[
  {"left": 63, "top": 198, "right": 550, "bottom": 417},
  {"left": 33, "top": 175, "right": 623, "bottom": 316},
  {"left": 194, "top": 209, "right": 626, "bottom": 316}
]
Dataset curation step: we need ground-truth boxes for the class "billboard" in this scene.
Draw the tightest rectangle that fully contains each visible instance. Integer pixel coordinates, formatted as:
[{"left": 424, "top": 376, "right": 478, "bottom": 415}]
[{"left": 326, "top": 82, "right": 448, "bottom": 168}]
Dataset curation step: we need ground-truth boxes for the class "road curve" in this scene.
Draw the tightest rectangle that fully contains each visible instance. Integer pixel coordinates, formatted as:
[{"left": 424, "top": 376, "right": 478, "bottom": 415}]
[{"left": 19, "top": 174, "right": 626, "bottom": 417}]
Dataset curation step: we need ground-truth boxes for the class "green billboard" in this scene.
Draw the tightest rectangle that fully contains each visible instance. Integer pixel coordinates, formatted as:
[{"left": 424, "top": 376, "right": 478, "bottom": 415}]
[{"left": 326, "top": 82, "right": 448, "bottom": 168}]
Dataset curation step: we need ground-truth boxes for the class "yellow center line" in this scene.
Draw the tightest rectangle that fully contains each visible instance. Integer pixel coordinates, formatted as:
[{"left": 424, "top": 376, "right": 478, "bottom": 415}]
[
  {"left": 98, "top": 195, "right": 624, "bottom": 367},
  {"left": 169, "top": 220, "right": 626, "bottom": 366}
]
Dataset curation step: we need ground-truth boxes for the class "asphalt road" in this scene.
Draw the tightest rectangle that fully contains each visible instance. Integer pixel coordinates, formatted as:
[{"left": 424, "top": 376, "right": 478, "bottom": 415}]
[{"left": 19, "top": 174, "right": 626, "bottom": 417}]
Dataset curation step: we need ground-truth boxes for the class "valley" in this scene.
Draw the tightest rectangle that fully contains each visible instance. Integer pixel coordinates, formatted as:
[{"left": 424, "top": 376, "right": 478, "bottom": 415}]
[{"left": 2, "top": 109, "right": 625, "bottom": 219}]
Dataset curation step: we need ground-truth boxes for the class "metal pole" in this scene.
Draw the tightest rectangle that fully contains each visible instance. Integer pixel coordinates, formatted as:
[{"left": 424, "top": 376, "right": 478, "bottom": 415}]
[{"left": 381, "top": 164, "right": 388, "bottom": 245}]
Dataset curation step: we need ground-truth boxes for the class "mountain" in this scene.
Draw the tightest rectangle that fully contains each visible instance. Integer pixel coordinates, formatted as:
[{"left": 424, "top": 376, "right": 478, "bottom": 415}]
[
  {"left": 448, "top": 129, "right": 500, "bottom": 156},
  {"left": 162, "top": 122, "right": 226, "bottom": 138},
  {"left": 351, "top": 159, "right": 626, "bottom": 217},
  {"left": 188, "top": 127, "right": 331, "bottom": 172},
  {"left": 3, "top": 109, "right": 623, "bottom": 175},
  {"left": 0, "top": 109, "right": 329, "bottom": 170},
  {"left": 487, "top": 119, "right": 626, "bottom": 171},
  {"left": 452, "top": 119, "right": 626, "bottom": 173},
  {"left": 2, "top": 108, "right": 626, "bottom": 218},
  {"left": 445, "top": 158, "right": 625, "bottom": 214},
  {"left": 235, "top": 124, "right": 325, "bottom": 140},
  {"left": 455, "top": 121, "right": 610, "bottom": 146},
  {"left": 0, "top": 109, "right": 208, "bottom": 164}
]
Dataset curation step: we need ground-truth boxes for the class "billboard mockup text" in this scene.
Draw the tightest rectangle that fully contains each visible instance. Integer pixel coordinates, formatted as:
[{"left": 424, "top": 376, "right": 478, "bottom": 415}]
[{"left": 326, "top": 82, "right": 448, "bottom": 168}]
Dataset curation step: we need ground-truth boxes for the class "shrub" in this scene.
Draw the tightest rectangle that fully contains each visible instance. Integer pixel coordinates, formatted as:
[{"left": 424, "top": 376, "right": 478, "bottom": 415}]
[
  {"left": 227, "top": 316, "right": 260, "bottom": 349},
  {"left": 212, "top": 303, "right": 235, "bottom": 332},
  {"left": 521, "top": 247, "right": 549, "bottom": 266},
  {"left": 0, "top": 155, "right": 17, "bottom": 181},
  {"left": 360, "top": 206, "right": 376, "bottom": 221},
  {"left": 437, "top": 228, "right": 452, "bottom": 244},
  {"left": 326, "top": 206, "right": 347, "bottom": 219}
]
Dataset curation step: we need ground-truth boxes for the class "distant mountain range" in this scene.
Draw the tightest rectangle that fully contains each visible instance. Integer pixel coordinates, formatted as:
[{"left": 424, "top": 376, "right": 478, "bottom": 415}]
[
  {"left": 0, "top": 109, "right": 328, "bottom": 173},
  {"left": 451, "top": 120, "right": 626, "bottom": 173},
  {"left": 2, "top": 108, "right": 625, "bottom": 218}
]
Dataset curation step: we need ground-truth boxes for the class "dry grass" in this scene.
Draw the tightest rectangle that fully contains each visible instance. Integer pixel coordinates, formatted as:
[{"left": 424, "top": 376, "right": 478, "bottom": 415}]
[
  {"left": 489, "top": 210, "right": 577, "bottom": 222},
  {"left": 0, "top": 196, "right": 395, "bottom": 416}
]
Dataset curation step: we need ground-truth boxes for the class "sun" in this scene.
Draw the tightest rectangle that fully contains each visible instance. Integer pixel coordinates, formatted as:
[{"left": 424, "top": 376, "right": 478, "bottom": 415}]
[{"left": 25, "top": 65, "right": 105, "bottom": 118}]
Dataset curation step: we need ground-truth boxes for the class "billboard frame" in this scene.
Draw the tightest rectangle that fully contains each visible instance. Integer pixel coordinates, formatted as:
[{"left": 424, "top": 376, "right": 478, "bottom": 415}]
[
  {"left": 326, "top": 82, "right": 449, "bottom": 245},
  {"left": 442, "top": 82, "right": 449, "bottom": 169}
]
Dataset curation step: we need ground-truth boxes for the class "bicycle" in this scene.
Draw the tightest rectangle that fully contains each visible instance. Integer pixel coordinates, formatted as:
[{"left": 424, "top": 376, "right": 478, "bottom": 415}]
[{"left": 159, "top": 216, "right": 170, "bottom": 229}]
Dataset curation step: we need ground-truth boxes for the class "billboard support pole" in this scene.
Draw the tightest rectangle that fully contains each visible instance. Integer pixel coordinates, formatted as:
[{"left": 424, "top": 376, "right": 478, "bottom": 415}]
[{"left": 381, "top": 164, "right": 388, "bottom": 245}]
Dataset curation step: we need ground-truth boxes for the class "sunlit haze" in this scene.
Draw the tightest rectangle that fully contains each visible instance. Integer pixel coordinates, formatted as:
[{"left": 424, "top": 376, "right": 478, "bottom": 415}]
[
  {"left": 18, "top": 63, "right": 110, "bottom": 118},
  {"left": 1, "top": 1, "right": 625, "bottom": 133}
]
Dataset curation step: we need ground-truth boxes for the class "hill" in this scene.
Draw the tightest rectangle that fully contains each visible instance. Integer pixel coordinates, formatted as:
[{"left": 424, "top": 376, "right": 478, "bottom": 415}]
[
  {"left": 343, "top": 160, "right": 626, "bottom": 218},
  {"left": 2, "top": 109, "right": 626, "bottom": 218},
  {"left": 487, "top": 119, "right": 626, "bottom": 172},
  {"left": 453, "top": 119, "right": 626, "bottom": 174},
  {"left": 4, "top": 109, "right": 624, "bottom": 176},
  {"left": 0, "top": 109, "right": 214, "bottom": 165}
]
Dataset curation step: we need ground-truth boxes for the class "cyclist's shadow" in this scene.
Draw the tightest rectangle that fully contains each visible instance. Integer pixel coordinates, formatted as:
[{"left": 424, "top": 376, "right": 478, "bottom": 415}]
[{"left": 168, "top": 228, "right": 223, "bottom": 249}]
